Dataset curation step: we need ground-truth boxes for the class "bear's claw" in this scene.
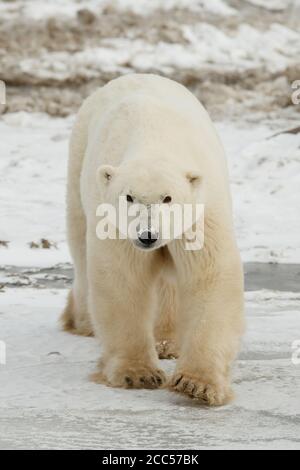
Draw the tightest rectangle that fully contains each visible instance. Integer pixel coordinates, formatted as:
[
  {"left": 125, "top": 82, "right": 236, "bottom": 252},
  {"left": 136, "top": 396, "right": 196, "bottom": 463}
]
[
  {"left": 169, "top": 372, "right": 233, "bottom": 406},
  {"left": 106, "top": 364, "right": 167, "bottom": 390},
  {"left": 120, "top": 367, "right": 166, "bottom": 389}
]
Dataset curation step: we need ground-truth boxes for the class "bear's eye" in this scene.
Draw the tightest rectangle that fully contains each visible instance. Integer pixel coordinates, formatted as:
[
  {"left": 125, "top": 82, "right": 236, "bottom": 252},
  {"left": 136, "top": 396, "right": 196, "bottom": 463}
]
[
  {"left": 163, "top": 196, "right": 172, "bottom": 203},
  {"left": 126, "top": 194, "right": 134, "bottom": 203}
]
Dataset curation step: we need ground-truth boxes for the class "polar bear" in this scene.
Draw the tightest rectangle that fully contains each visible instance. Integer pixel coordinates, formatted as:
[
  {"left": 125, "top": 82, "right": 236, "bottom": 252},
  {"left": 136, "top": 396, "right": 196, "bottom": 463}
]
[{"left": 61, "top": 74, "right": 244, "bottom": 406}]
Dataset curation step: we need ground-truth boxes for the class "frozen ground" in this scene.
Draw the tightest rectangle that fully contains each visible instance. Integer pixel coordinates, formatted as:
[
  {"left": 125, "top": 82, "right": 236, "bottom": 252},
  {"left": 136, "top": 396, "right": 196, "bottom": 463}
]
[{"left": 0, "top": 288, "right": 299, "bottom": 450}]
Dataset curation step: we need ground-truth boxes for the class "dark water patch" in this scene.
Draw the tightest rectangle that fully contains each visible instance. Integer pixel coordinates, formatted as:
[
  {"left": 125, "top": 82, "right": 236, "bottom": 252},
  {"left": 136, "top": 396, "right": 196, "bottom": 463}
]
[{"left": 0, "top": 262, "right": 299, "bottom": 292}]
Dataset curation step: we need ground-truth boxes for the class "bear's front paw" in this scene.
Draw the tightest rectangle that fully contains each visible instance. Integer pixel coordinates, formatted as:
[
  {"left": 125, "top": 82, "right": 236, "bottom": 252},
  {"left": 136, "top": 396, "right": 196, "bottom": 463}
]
[
  {"left": 169, "top": 372, "right": 233, "bottom": 406},
  {"left": 93, "top": 360, "right": 167, "bottom": 390}
]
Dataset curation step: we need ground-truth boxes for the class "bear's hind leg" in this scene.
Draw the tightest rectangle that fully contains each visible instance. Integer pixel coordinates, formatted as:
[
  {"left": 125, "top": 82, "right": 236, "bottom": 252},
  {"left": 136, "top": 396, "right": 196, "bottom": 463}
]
[
  {"left": 155, "top": 278, "right": 179, "bottom": 359},
  {"left": 61, "top": 202, "right": 93, "bottom": 337},
  {"left": 61, "top": 287, "right": 93, "bottom": 337},
  {"left": 60, "top": 137, "right": 93, "bottom": 337},
  {"left": 61, "top": 289, "right": 75, "bottom": 333}
]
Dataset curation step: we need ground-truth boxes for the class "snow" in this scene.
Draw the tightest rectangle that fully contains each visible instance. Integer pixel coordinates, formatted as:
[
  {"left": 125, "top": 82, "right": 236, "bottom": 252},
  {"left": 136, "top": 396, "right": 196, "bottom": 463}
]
[
  {"left": 0, "top": 287, "right": 299, "bottom": 449},
  {"left": 246, "top": 0, "right": 291, "bottom": 10},
  {"left": 2, "top": 0, "right": 299, "bottom": 85},
  {"left": 217, "top": 119, "right": 300, "bottom": 263},
  {"left": 0, "top": 113, "right": 72, "bottom": 267},
  {"left": 0, "top": 0, "right": 237, "bottom": 20},
  {"left": 107, "top": 0, "right": 238, "bottom": 16},
  {"left": 182, "top": 22, "right": 299, "bottom": 73},
  {"left": 14, "top": 21, "right": 300, "bottom": 81},
  {"left": 0, "top": 0, "right": 293, "bottom": 23},
  {"left": 1, "top": 111, "right": 299, "bottom": 267}
]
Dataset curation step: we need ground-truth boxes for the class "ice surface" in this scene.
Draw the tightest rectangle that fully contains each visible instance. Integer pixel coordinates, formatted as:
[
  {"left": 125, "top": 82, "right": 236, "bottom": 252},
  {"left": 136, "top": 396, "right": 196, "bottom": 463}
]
[{"left": 0, "top": 288, "right": 299, "bottom": 449}]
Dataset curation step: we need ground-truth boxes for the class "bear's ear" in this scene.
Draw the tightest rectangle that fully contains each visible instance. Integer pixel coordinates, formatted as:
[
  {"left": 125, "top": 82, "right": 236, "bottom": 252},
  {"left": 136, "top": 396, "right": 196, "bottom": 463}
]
[
  {"left": 96, "top": 165, "right": 116, "bottom": 185},
  {"left": 186, "top": 171, "right": 202, "bottom": 188}
]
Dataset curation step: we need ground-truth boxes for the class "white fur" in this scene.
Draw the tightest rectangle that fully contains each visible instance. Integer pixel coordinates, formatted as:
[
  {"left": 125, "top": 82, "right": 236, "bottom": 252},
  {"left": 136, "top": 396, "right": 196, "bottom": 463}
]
[{"left": 61, "top": 74, "right": 244, "bottom": 405}]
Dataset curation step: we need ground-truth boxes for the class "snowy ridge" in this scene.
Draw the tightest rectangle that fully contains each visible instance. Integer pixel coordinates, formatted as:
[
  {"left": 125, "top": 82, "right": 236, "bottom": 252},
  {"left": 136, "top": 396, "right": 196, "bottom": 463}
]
[
  {"left": 1, "top": 0, "right": 298, "bottom": 117},
  {"left": 10, "top": 22, "right": 299, "bottom": 82}
]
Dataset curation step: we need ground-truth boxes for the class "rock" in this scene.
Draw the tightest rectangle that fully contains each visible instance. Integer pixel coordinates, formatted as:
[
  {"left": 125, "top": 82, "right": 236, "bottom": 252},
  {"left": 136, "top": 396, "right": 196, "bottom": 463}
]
[{"left": 77, "top": 8, "right": 96, "bottom": 26}]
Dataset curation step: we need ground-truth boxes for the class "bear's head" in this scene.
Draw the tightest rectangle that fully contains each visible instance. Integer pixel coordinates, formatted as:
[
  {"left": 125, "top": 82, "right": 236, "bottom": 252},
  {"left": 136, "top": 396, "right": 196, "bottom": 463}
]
[{"left": 96, "top": 159, "right": 203, "bottom": 251}]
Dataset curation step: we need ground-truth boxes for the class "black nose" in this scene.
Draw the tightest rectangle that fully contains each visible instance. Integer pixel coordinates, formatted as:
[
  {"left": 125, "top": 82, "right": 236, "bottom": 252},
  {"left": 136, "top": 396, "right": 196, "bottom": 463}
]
[{"left": 138, "top": 230, "right": 158, "bottom": 246}]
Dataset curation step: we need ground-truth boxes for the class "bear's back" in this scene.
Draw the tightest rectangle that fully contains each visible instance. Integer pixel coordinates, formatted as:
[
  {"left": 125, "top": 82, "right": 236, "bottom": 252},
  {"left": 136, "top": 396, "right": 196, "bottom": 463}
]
[
  {"left": 81, "top": 74, "right": 225, "bottom": 167},
  {"left": 84, "top": 74, "right": 215, "bottom": 138}
]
